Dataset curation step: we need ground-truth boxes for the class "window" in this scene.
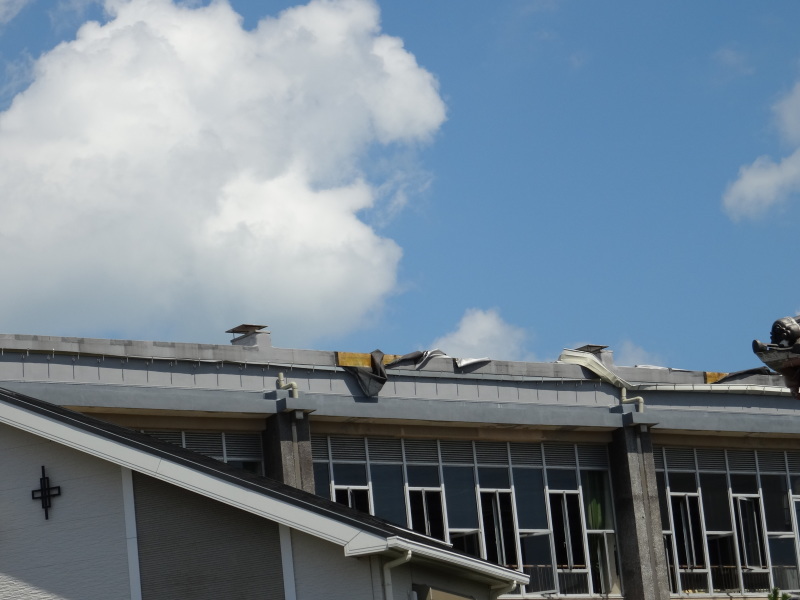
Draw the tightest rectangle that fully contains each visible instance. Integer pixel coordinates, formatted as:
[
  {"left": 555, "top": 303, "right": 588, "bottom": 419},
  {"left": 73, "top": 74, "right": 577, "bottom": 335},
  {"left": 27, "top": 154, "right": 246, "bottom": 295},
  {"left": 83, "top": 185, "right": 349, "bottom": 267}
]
[
  {"left": 656, "top": 446, "right": 800, "bottom": 595},
  {"left": 144, "top": 430, "right": 264, "bottom": 474},
  {"left": 312, "top": 436, "right": 618, "bottom": 596}
]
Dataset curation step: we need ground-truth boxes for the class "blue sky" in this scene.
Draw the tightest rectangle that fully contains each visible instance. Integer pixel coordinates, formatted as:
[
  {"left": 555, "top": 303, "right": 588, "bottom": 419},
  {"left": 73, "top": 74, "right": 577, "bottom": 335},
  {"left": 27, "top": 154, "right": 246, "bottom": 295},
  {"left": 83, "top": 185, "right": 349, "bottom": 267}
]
[{"left": 1, "top": 0, "right": 800, "bottom": 373}]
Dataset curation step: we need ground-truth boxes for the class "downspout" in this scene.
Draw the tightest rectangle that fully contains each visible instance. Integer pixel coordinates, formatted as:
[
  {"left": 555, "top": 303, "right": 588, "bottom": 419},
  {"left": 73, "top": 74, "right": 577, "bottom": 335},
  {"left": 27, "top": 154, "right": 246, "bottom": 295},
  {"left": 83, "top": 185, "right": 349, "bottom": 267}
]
[
  {"left": 558, "top": 349, "right": 646, "bottom": 412},
  {"left": 277, "top": 372, "right": 299, "bottom": 398},
  {"left": 383, "top": 550, "right": 412, "bottom": 600},
  {"left": 490, "top": 581, "right": 518, "bottom": 599},
  {"left": 621, "top": 387, "right": 645, "bottom": 413}
]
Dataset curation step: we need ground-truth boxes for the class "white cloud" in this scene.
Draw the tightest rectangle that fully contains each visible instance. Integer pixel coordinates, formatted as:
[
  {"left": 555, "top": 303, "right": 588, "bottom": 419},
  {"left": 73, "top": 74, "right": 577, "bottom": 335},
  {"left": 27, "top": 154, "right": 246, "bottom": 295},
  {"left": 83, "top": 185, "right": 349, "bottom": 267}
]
[
  {"left": 614, "top": 340, "right": 663, "bottom": 367},
  {"left": 723, "top": 150, "right": 800, "bottom": 219},
  {"left": 713, "top": 46, "right": 755, "bottom": 78},
  {"left": 432, "top": 308, "right": 530, "bottom": 361},
  {"left": 0, "top": 0, "right": 446, "bottom": 344},
  {"left": 723, "top": 78, "right": 800, "bottom": 219},
  {"left": 0, "top": 0, "right": 32, "bottom": 24}
]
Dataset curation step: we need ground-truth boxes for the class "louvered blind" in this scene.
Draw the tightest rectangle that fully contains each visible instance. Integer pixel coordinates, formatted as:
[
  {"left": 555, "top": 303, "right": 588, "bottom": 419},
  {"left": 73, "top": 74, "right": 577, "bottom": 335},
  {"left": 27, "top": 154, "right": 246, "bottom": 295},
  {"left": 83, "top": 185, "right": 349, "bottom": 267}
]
[
  {"left": 329, "top": 437, "right": 366, "bottom": 461},
  {"left": 403, "top": 439, "right": 439, "bottom": 463},
  {"left": 665, "top": 447, "right": 695, "bottom": 471},
  {"left": 544, "top": 443, "right": 576, "bottom": 467},
  {"left": 224, "top": 433, "right": 263, "bottom": 460},
  {"left": 578, "top": 445, "right": 609, "bottom": 469},
  {"left": 510, "top": 443, "right": 543, "bottom": 467},
  {"left": 475, "top": 442, "right": 509, "bottom": 465},
  {"left": 311, "top": 435, "right": 329, "bottom": 461},
  {"left": 696, "top": 449, "right": 726, "bottom": 472},
  {"left": 367, "top": 438, "right": 402, "bottom": 462},
  {"left": 757, "top": 451, "right": 786, "bottom": 473},
  {"left": 727, "top": 449, "right": 756, "bottom": 472},
  {"left": 440, "top": 440, "right": 474, "bottom": 464}
]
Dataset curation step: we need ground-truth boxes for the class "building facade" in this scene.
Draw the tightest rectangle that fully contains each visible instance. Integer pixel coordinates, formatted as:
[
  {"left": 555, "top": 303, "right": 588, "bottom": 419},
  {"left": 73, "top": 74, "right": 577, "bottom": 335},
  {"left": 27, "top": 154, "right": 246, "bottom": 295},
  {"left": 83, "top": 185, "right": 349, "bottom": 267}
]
[{"left": 0, "top": 327, "right": 797, "bottom": 599}]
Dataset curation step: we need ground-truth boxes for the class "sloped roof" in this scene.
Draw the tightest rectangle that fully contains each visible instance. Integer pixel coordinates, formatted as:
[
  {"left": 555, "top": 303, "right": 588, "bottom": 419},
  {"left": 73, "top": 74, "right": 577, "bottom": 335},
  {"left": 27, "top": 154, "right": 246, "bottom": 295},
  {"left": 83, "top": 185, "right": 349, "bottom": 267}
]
[{"left": 0, "top": 386, "right": 527, "bottom": 587}]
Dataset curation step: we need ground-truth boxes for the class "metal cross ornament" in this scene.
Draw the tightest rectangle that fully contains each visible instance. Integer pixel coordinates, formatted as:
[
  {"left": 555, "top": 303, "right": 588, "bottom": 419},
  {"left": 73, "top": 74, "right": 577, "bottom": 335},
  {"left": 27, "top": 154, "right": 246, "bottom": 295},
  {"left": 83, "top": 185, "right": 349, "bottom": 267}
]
[{"left": 31, "top": 465, "right": 61, "bottom": 520}]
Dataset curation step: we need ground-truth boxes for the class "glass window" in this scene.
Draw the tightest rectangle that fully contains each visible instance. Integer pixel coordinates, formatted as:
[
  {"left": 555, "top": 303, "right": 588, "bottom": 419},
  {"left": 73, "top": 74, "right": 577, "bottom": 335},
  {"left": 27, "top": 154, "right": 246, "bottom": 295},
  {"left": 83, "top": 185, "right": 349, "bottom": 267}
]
[
  {"left": 520, "top": 533, "right": 555, "bottom": 593},
  {"left": 671, "top": 495, "right": 705, "bottom": 569},
  {"left": 479, "top": 467, "right": 510, "bottom": 489},
  {"left": 547, "top": 469, "right": 577, "bottom": 490},
  {"left": 733, "top": 497, "right": 766, "bottom": 569},
  {"left": 669, "top": 472, "right": 697, "bottom": 493},
  {"left": 371, "top": 464, "right": 406, "bottom": 526},
  {"left": 313, "top": 462, "right": 330, "bottom": 498},
  {"left": 409, "top": 489, "right": 445, "bottom": 539},
  {"left": 407, "top": 465, "right": 439, "bottom": 488},
  {"left": 481, "top": 491, "right": 518, "bottom": 567},
  {"left": 587, "top": 532, "right": 621, "bottom": 595},
  {"left": 770, "top": 535, "right": 800, "bottom": 591},
  {"left": 581, "top": 470, "right": 612, "bottom": 530},
  {"left": 443, "top": 466, "right": 478, "bottom": 529},
  {"left": 700, "top": 473, "right": 731, "bottom": 531},
  {"left": 656, "top": 471, "right": 670, "bottom": 530},
  {"left": 706, "top": 534, "right": 738, "bottom": 592},
  {"left": 730, "top": 473, "right": 758, "bottom": 494},
  {"left": 514, "top": 468, "right": 547, "bottom": 530},
  {"left": 333, "top": 463, "right": 366, "bottom": 486},
  {"left": 550, "top": 492, "right": 585, "bottom": 569},
  {"left": 335, "top": 487, "right": 369, "bottom": 512},
  {"left": 762, "top": 474, "right": 791, "bottom": 532}
]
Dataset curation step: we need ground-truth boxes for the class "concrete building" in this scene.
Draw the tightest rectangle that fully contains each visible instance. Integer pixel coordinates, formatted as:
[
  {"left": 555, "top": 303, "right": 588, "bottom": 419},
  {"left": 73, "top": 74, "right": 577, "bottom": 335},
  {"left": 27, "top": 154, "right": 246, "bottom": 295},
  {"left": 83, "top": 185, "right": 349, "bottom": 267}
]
[{"left": 0, "top": 326, "right": 798, "bottom": 600}]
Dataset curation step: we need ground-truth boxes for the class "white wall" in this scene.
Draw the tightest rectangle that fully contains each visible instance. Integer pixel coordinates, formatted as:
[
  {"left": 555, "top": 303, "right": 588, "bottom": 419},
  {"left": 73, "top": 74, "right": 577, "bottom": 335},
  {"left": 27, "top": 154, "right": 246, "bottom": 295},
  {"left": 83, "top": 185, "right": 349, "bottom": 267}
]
[{"left": 0, "top": 424, "right": 130, "bottom": 600}]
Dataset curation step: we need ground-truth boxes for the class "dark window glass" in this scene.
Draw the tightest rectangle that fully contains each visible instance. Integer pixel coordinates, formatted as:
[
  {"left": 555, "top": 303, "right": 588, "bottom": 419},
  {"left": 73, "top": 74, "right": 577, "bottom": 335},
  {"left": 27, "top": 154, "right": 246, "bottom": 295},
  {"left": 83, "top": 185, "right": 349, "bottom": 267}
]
[
  {"left": 313, "top": 462, "right": 331, "bottom": 498},
  {"left": 550, "top": 492, "right": 586, "bottom": 569},
  {"left": 409, "top": 490, "right": 445, "bottom": 540},
  {"left": 481, "top": 491, "right": 518, "bottom": 567},
  {"left": 520, "top": 534, "right": 555, "bottom": 593},
  {"left": 769, "top": 536, "right": 800, "bottom": 591},
  {"left": 479, "top": 467, "right": 510, "bottom": 489},
  {"left": 514, "top": 468, "right": 547, "bottom": 530},
  {"left": 547, "top": 469, "right": 577, "bottom": 490},
  {"left": 443, "top": 466, "right": 478, "bottom": 528},
  {"left": 707, "top": 534, "right": 738, "bottom": 592},
  {"left": 791, "top": 475, "right": 800, "bottom": 495},
  {"left": 335, "top": 487, "right": 370, "bottom": 512},
  {"left": 668, "top": 472, "right": 697, "bottom": 493},
  {"left": 730, "top": 473, "right": 758, "bottom": 494},
  {"left": 451, "top": 531, "right": 481, "bottom": 558},
  {"left": 700, "top": 473, "right": 731, "bottom": 531},
  {"left": 671, "top": 495, "right": 705, "bottom": 568},
  {"left": 734, "top": 497, "right": 766, "bottom": 568},
  {"left": 762, "top": 474, "right": 791, "bottom": 532},
  {"left": 407, "top": 465, "right": 439, "bottom": 488},
  {"left": 581, "top": 470, "right": 611, "bottom": 530},
  {"left": 351, "top": 488, "right": 370, "bottom": 513},
  {"left": 587, "top": 533, "right": 620, "bottom": 595},
  {"left": 333, "top": 463, "right": 367, "bottom": 485},
  {"left": 656, "top": 472, "right": 670, "bottom": 530},
  {"left": 371, "top": 464, "right": 406, "bottom": 526}
]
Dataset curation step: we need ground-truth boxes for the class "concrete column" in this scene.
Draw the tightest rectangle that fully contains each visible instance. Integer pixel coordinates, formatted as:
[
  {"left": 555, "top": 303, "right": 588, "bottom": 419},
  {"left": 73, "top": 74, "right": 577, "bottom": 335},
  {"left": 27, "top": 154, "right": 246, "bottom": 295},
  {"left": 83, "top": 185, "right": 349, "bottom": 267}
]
[
  {"left": 263, "top": 410, "right": 315, "bottom": 493},
  {"left": 609, "top": 423, "right": 670, "bottom": 600}
]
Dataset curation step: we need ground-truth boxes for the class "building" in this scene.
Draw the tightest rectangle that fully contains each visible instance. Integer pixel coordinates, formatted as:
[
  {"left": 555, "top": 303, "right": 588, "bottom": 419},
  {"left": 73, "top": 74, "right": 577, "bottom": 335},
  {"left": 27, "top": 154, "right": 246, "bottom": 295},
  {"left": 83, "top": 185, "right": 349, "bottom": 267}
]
[{"left": 0, "top": 326, "right": 798, "bottom": 600}]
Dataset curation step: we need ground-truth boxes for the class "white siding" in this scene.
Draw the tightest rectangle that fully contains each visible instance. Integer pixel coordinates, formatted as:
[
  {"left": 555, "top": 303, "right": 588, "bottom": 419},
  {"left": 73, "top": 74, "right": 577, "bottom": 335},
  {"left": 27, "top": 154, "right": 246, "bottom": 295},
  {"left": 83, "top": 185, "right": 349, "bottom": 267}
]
[{"left": 0, "top": 423, "right": 130, "bottom": 600}]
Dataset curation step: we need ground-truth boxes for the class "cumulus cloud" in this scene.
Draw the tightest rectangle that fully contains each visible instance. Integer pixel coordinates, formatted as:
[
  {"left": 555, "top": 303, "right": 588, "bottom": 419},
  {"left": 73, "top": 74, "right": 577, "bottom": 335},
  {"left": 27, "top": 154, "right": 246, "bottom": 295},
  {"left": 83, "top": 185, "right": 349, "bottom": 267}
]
[
  {"left": 614, "top": 340, "right": 663, "bottom": 367},
  {"left": 723, "top": 79, "right": 800, "bottom": 219},
  {"left": 713, "top": 46, "right": 755, "bottom": 78},
  {"left": 432, "top": 308, "right": 530, "bottom": 361},
  {"left": 0, "top": 0, "right": 32, "bottom": 24},
  {"left": 0, "top": 0, "right": 446, "bottom": 344}
]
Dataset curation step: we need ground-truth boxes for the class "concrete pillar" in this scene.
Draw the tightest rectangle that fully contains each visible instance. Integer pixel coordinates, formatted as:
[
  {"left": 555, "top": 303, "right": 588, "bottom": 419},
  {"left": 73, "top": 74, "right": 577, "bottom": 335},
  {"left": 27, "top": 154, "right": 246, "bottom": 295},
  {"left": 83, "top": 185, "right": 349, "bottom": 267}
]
[
  {"left": 609, "top": 423, "right": 670, "bottom": 600},
  {"left": 263, "top": 410, "right": 315, "bottom": 494}
]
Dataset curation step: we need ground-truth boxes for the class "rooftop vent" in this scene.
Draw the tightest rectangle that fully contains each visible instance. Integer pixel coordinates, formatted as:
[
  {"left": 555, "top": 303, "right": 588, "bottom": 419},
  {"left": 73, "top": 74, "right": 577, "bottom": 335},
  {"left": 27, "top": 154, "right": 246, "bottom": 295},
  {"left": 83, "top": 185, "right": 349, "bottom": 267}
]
[{"left": 226, "top": 324, "right": 271, "bottom": 348}]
